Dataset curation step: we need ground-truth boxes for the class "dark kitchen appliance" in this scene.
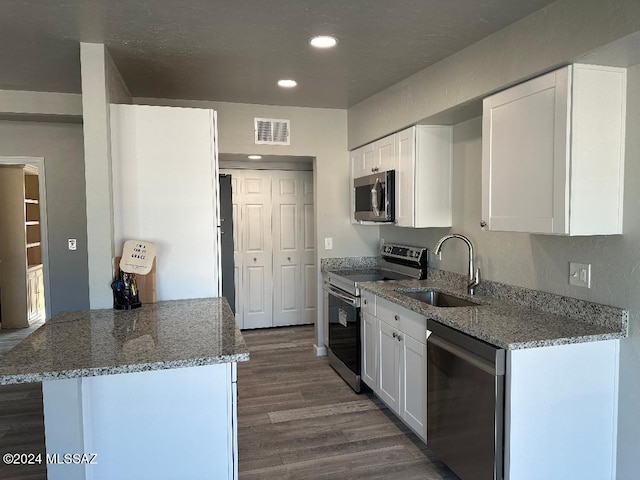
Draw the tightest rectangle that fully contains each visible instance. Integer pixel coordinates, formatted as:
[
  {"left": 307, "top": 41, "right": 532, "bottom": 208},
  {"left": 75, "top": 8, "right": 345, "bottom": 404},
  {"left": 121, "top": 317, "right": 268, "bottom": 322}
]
[
  {"left": 427, "top": 319, "right": 506, "bottom": 480},
  {"left": 325, "top": 243, "right": 428, "bottom": 392},
  {"left": 353, "top": 170, "right": 395, "bottom": 223}
]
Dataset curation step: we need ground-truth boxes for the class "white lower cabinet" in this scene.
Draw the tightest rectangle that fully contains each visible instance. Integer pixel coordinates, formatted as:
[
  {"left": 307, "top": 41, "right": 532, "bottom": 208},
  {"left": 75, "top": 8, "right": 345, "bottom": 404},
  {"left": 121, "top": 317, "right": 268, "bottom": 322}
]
[
  {"left": 378, "top": 320, "right": 401, "bottom": 412},
  {"left": 362, "top": 295, "right": 427, "bottom": 442},
  {"left": 361, "top": 311, "right": 379, "bottom": 393},
  {"left": 505, "top": 339, "right": 619, "bottom": 480},
  {"left": 400, "top": 333, "right": 427, "bottom": 440}
]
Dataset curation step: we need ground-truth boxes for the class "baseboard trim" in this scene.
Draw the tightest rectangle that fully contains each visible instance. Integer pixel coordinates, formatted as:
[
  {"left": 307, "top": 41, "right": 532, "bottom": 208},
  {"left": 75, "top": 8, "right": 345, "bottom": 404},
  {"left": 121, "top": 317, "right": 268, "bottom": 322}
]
[{"left": 314, "top": 344, "right": 327, "bottom": 357}]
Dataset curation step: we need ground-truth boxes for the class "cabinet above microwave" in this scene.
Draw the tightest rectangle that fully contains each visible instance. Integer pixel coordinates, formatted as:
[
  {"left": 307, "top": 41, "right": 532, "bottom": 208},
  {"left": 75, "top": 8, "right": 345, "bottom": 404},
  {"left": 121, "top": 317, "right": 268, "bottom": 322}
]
[{"left": 350, "top": 125, "right": 452, "bottom": 228}]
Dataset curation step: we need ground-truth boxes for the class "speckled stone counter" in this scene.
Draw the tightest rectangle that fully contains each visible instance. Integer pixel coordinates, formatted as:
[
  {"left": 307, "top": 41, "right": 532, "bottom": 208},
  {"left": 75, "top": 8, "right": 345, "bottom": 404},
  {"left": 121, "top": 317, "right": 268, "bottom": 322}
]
[
  {"left": 320, "top": 256, "right": 378, "bottom": 271},
  {"left": 360, "top": 275, "right": 628, "bottom": 350},
  {"left": 0, "top": 297, "right": 249, "bottom": 385}
]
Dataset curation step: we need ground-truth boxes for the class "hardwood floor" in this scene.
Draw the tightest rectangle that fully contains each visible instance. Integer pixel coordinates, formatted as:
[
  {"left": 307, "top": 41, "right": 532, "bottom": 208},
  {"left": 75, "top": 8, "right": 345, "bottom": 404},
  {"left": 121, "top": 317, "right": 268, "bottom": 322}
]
[
  {"left": 0, "top": 383, "right": 46, "bottom": 480},
  {"left": 0, "top": 321, "right": 47, "bottom": 480},
  {"left": 238, "top": 325, "right": 459, "bottom": 480}
]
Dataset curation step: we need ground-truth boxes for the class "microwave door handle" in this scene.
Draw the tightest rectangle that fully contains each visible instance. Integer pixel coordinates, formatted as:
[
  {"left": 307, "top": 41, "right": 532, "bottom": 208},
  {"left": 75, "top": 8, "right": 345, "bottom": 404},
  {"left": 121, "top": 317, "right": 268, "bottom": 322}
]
[
  {"left": 327, "top": 286, "right": 358, "bottom": 307},
  {"left": 371, "top": 178, "right": 381, "bottom": 217}
]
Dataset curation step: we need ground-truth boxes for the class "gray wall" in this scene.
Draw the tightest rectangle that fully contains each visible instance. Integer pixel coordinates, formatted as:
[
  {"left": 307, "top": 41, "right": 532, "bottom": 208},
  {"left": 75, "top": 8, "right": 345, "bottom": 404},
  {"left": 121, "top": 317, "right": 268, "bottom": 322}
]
[
  {"left": 348, "top": 0, "right": 640, "bottom": 149},
  {"left": 380, "top": 64, "right": 640, "bottom": 479},
  {"left": 0, "top": 120, "right": 89, "bottom": 315}
]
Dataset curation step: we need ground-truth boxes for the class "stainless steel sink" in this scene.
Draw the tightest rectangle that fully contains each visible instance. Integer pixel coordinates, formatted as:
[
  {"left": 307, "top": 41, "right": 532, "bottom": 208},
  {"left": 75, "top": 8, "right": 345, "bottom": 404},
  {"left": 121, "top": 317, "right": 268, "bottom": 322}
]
[{"left": 397, "top": 289, "right": 479, "bottom": 307}]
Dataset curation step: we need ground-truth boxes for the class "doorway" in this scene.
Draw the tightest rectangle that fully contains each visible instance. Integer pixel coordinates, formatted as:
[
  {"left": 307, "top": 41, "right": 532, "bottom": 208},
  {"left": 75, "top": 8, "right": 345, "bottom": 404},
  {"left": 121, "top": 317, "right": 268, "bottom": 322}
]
[
  {"left": 0, "top": 156, "right": 50, "bottom": 329},
  {"left": 220, "top": 154, "right": 316, "bottom": 330}
]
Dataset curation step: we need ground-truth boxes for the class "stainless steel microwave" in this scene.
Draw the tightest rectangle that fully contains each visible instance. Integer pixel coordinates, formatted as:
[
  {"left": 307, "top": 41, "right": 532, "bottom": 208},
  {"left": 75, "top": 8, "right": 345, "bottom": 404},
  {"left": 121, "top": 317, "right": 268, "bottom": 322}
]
[{"left": 354, "top": 170, "right": 395, "bottom": 222}]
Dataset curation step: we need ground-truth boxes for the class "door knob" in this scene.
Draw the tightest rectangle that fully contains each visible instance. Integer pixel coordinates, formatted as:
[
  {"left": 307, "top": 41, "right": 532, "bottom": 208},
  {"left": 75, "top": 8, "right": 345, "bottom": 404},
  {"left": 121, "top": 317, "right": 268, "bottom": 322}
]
[
  {"left": 253, "top": 257, "right": 257, "bottom": 262},
  {"left": 287, "top": 257, "right": 291, "bottom": 261}
]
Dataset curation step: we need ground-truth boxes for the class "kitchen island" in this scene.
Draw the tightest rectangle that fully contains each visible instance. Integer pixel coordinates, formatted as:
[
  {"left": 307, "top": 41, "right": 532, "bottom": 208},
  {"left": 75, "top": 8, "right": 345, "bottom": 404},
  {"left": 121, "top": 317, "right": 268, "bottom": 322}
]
[{"left": 0, "top": 297, "right": 248, "bottom": 480}]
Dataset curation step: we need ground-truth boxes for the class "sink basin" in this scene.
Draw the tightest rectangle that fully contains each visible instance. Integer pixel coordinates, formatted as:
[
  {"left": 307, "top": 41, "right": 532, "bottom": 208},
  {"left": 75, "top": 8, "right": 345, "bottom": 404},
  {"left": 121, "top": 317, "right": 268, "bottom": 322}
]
[{"left": 398, "top": 290, "right": 479, "bottom": 307}]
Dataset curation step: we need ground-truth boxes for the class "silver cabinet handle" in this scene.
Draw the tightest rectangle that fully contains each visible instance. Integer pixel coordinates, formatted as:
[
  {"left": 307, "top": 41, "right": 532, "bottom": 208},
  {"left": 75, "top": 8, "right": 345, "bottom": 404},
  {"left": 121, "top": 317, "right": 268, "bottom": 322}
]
[
  {"left": 392, "top": 332, "right": 397, "bottom": 338},
  {"left": 480, "top": 220, "right": 487, "bottom": 228}
]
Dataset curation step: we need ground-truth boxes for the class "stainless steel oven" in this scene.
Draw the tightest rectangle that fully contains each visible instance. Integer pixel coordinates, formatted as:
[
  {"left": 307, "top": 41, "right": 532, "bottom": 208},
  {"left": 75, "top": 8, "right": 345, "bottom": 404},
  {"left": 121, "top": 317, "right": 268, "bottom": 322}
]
[
  {"left": 325, "top": 243, "right": 428, "bottom": 393},
  {"left": 354, "top": 170, "right": 395, "bottom": 222},
  {"left": 327, "top": 286, "right": 361, "bottom": 392}
]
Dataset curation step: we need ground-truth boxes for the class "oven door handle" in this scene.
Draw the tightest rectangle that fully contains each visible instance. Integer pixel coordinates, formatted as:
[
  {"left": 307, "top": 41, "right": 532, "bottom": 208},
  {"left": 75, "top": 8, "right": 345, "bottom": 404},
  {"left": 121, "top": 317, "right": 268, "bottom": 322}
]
[{"left": 327, "top": 286, "right": 359, "bottom": 307}]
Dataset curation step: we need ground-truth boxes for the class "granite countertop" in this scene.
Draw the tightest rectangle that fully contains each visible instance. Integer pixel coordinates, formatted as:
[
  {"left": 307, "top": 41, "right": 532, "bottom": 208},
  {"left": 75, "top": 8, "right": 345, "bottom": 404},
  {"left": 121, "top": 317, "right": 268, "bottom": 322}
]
[
  {"left": 359, "top": 277, "right": 628, "bottom": 350},
  {"left": 0, "top": 297, "right": 249, "bottom": 385}
]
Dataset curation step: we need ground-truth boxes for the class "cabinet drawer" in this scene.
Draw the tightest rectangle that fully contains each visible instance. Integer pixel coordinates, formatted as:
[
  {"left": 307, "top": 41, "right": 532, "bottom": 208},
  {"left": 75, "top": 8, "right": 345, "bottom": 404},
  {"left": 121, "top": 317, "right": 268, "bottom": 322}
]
[
  {"left": 377, "top": 297, "right": 426, "bottom": 343},
  {"left": 362, "top": 291, "right": 376, "bottom": 316}
]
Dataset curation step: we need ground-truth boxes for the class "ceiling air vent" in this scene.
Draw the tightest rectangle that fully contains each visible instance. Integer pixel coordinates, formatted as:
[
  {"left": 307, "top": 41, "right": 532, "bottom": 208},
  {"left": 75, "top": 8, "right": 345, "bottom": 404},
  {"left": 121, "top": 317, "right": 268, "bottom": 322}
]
[{"left": 255, "top": 118, "right": 290, "bottom": 145}]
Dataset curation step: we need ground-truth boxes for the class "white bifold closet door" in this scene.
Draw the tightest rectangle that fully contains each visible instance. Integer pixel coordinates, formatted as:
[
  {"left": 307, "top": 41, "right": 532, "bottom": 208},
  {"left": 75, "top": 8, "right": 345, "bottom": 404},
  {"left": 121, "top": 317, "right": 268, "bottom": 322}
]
[{"left": 222, "top": 169, "right": 315, "bottom": 329}]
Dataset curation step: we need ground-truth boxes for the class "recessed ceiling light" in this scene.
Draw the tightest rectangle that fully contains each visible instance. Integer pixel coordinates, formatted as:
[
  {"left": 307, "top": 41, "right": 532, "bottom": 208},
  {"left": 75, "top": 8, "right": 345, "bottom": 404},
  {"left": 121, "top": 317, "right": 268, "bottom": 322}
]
[
  {"left": 278, "top": 79, "right": 297, "bottom": 88},
  {"left": 248, "top": 155, "right": 262, "bottom": 160},
  {"left": 310, "top": 36, "right": 338, "bottom": 48}
]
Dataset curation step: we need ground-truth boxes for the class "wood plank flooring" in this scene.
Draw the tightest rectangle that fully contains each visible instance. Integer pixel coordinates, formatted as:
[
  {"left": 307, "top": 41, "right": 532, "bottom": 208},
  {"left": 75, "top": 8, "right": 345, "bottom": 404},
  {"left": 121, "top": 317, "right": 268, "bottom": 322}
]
[
  {"left": 238, "top": 325, "right": 459, "bottom": 480},
  {"left": 0, "top": 321, "right": 47, "bottom": 480}
]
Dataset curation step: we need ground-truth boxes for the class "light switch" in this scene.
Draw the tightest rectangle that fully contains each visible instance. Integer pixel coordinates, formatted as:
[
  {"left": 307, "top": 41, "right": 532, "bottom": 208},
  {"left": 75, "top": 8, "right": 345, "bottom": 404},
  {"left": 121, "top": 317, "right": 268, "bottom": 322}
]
[
  {"left": 68, "top": 238, "right": 77, "bottom": 251},
  {"left": 569, "top": 262, "right": 591, "bottom": 288},
  {"left": 324, "top": 237, "right": 333, "bottom": 250}
]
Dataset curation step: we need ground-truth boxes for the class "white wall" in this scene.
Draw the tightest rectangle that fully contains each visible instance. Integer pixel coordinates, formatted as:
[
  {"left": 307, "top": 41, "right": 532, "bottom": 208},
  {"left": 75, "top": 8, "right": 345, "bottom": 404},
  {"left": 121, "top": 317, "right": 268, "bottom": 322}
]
[
  {"left": 110, "top": 105, "right": 220, "bottom": 300},
  {"left": 81, "top": 43, "right": 133, "bottom": 309}
]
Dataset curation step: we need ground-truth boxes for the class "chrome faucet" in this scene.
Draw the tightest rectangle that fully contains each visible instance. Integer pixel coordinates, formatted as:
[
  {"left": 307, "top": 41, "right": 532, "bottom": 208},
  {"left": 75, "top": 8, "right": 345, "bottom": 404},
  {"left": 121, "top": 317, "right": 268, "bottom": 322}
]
[{"left": 433, "top": 234, "right": 481, "bottom": 296}]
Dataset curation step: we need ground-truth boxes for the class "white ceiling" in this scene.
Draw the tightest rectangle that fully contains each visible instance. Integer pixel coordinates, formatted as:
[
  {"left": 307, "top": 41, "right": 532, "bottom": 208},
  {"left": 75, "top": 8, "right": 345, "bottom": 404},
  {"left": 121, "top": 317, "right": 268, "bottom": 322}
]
[{"left": 0, "top": 0, "right": 558, "bottom": 108}]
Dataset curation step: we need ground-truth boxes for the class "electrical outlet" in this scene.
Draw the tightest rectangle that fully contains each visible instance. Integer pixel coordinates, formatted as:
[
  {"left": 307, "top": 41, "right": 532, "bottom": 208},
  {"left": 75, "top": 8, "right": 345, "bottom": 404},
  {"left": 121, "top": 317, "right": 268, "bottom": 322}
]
[
  {"left": 68, "top": 238, "right": 77, "bottom": 251},
  {"left": 569, "top": 262, "right": 591, "bottom": 288},
  {"left": 324, "top": 237, "right": 333, "bottom": 250}
]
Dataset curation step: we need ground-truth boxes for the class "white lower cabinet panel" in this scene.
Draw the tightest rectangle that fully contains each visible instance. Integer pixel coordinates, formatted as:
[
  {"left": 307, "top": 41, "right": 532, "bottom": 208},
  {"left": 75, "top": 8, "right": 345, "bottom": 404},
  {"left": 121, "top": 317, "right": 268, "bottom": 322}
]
[
  {"left": 401, "top": 333, "right": 427, "bottom": 441},
  {"left": 361, "top": 311, "right": 379, "bottom": 394},
  {"left": 378, "top": 320, "right": 401, "bottom": 412},
  {"left": 365, "top": 296, "right": 427, "bottom": 443},
  {"left": 42, "top": 364, "right": 238, "bottom": 480},
  {"left": 505, "top": 340, "right": 619, "bottom": 480}
]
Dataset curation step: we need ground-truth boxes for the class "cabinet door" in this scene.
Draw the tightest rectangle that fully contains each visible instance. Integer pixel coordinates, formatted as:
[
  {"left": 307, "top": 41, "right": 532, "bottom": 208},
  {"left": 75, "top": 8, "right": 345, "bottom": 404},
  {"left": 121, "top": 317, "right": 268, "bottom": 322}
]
[
  {"left": 361, "top": 312, "right": 379, "bottom": 393},
  {"left": 361, "top": 143, "right": 377, "bottom": 175},
  {"left": 35, "top": 268, "right": 45, "bottom": 319},
  {"left": 395, "top": 127, "right": 416, "bottom": 227},
  {"left": 401, "top": 334, "right": 427, "bottom": 441},
  {"left": 482, "top": 67, "right": 570, "bottom": 234},
  {"left": 375, "top": 135, "right": 396, "bottom": 173},
  {"left": 27, "top": 271, "right": 38, "bottom": 321},
  {"left": 350, "top": 147, "right": 364, "bottom": 180},
  {"left": 378, "top": 320, "right": 401, "bottom": 413}
]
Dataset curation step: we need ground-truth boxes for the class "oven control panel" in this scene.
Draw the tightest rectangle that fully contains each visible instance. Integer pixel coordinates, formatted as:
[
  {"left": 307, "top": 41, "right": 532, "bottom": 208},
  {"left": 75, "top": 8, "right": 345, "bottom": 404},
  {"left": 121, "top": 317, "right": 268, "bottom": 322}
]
[{"left": 380, "top": 243, "right": 427, "bottom": 264}]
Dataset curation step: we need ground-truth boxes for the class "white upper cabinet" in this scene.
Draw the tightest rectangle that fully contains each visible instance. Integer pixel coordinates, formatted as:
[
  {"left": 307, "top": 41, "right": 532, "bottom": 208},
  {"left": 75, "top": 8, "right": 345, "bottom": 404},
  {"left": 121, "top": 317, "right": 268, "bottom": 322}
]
[
  {"left": 349, "top": 125, "right": 452, "bottom": 227},
  {"left": 482, "top": 64, "right": 626, "bottom": 235},
  {"left": 396, "top": 126, "right": 452, "bottom": 228}
]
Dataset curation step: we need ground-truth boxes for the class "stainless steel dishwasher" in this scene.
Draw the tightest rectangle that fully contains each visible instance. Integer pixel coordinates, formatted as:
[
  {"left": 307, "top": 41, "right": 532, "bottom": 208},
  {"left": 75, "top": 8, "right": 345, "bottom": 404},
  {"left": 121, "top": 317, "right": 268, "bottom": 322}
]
[{"left": 427, "top": 320, "right": 506, "bottom": 480}]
